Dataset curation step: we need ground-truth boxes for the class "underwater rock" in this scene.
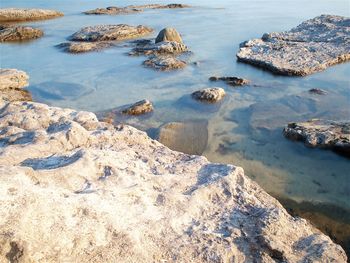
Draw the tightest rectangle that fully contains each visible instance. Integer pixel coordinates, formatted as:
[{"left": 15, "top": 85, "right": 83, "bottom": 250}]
[{"left": 237, "top": 15, "right": 350, "bottom": 76}]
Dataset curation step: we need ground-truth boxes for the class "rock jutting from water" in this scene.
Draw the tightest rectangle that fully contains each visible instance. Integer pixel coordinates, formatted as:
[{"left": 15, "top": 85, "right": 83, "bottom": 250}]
[
  {"left": 57, "top": 42, "right": 114, "bottom": 53},
  {"left": 309, "top": 88, "right": 327, "bottom": 95},
  {"left": 143, "top": 56, "right": 187, "bottom": 71},
  {"left": 129, "top": 40, "right": 188, "bottom": 56},
  {"left": 0, "top": 25, "right": 43, "bottom": 42},
  {"left": 155, "top": 27, "right": 183, "bottom": 44},
  {"left": 121, "top": 99, "right": 154, "bottom": 115},
  {"left": 237, "top": 15, "right": 350, "bottom": 76},
  {"left": 0, "top": 8, "right": 63, "bottom": 22},
  {"left": 0, "top": 68, "right": 31, "bottom": 104},
  {"left": 283, "top": 119, "right": 350, "bottom": 157},
  {"left": 0, "top": 70, "right": 347, "bottom": 262},
  {"left": 209, "top": 76, "right": 250, "bottom": 87},
  {"left": 192, "top": 87, "right": 226, "bottom": 103}
]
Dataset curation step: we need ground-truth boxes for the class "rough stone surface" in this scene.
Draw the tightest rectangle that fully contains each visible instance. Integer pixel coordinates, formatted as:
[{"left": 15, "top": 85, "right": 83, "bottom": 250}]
[
  {"left": 121, "top": 99, "right": 154, "bottom": 115},
  {"left": 0, "top": 69, "right": 31, "bottom": 104},
  {"left": 0, "top": 100, "right": 347, "bottom": 262},
  {"left": 0, "top": 8, "right": 63, "bottom": 22},
  {"left": 129, "top": 41, "right": 188, "bottom": 56},
  {"left": 209, "top": 76, "right": 250, "bottom": 87},
  {"left": 237, "top": 15, "right": 350, "bottom": 76},
  {"left": 283, "top": 119, "right": 350, "bottom": 156},
  {"left": 143, "top": 56, "right": 186, "bottom": 71},
  {"left": 70, "top": 24, "right": 153, "bottom": 42},
  {"left": 84, "top": 6, "right": 141, "bottom": 15},
  {"left": 155, "top": 27, "right": 183, "bottom": 44},
  {"left": 192, "top": 87, "right": 226, "bottom": 103},
  {"left": 57, "top": 42, "right": 113, "bottom": 53},
  {"left": 0, "top": 25, "right": 43, "bottom": 42}
]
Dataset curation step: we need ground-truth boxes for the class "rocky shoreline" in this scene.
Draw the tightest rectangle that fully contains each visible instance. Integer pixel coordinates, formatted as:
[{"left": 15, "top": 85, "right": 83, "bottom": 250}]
[{"left": 0, "top": 69, "right": 347, "bottom": 262}]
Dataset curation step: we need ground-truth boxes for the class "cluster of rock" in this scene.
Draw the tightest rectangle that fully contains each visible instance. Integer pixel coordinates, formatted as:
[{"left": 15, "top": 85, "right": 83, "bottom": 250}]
[
  {"left": 237, "top": 15, "right": 350, "bottom": 76},
  {"left": 84, "top": 4, "right": 190, "bottom": 15},
  {"left": 0, "top": 69, "right": 347, "bottom": 262},
  {"left": 283, "top": 119, "right": 350, "bottom": 157}
]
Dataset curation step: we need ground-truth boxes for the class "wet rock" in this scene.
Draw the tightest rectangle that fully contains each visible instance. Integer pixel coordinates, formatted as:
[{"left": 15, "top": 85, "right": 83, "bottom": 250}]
[
  {"left": 309, "top": 88, "right": 327, "bottom": 95},
  {"left": 209, "top": 76, "right": 250, "bottom": 86},
  {"left": 57, "top": 42, "right": 113, "bottom": 53},
  {"left": 192, "top": 87, "right": 226, "bottom": 103},
  {"left": 283, "top": 119, "right": 350, "bottom": 156},
  {"left": 84, "top": 6, "right": 141, "bottom": 15},
  {"left": 0, "top": 69, "right": 31, "bottom": 104},
  {"left": 0, "top": 25, "right": 43, "bottom": 42},
  {"left": 129, "top": 4, "right": 191, "bottom": 9},
  {"left": 0, "top": 101, "right": 347, "bottom": 262},
  {"left": 157, "top": 121, "right": 208, "bottom": 155},
  {"left": 0, "top": 8, "right": 63, "bottom": 22},
  {"left": 237, "top": 15, "right": 350, "bottom": 76},
  {"left": 129, "top": 41, "right": 188, "bottom": 56},
  {"left": 143, "top": 56, "right": 186, "bottom": 71},
  {"left": 155, "top": 27, "right": 183, "bottom": 44},
  {"left": 70, "top": 24, "right": 153, "bottom": 42},
  {"left": 121, "top": 99, "right": 153, "bottom": 115}
]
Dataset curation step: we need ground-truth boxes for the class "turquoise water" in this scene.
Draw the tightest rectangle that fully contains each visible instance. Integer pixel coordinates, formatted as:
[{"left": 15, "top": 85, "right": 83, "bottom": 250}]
[{"left": 1, "top": 0, "right": 350, "bottom": 248}]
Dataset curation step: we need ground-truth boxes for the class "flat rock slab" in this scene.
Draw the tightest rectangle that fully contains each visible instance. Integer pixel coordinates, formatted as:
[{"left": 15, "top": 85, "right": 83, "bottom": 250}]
[
  {"left": 0, "top": 25, "right": 43, "bottom": 42},
  {"left": 143, "top": 56, "right": 186, "bottom": 71},
  {"left": 237, "top": 15, "right": 350, "bottom": 76},
  {"left": 129, "top": 41, "right": 188, "bottom": 56},
  {"left": 57, "top": 42, "right": 114, "bottom": 53},
  {"left": 283, "top": 119, "right": 350, "bottom": 157},
  {"left": 70, "top": 24, "right": 153, "bottom": 42},
  {"left": 0, "top": 69, "right": 31, "bottom": 104},
  {"left": 0, "top": 101, "right": 347, "bottom": 262},
  {"left": 0, "top": 8, "right": 63, "bottom": 22},
  {"left": 192, "top": 87, "right": 226, "bottom": 103}
]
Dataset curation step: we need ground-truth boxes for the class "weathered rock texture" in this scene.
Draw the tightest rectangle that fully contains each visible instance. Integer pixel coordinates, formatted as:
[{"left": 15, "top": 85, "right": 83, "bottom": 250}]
[
  {"left": 129, "top": 41, "right": 188, "bottom": 56},
  {"left": 0, "top": 100, "right": 347, "bottom": 262},
  {"left": 192, "top": 87, "right": 226, "bottom": 103},
  {"left": 209, "top": 76, "right": 250, "bottom": 87},
  {"left": 122, "top": 99, "right": 154, "bottom": 115},
  {"left": 0, "top": 8, "right": 63, "bottom": 22},
  {"left": 0, "top": 69, "right": 31, "bottom": 104},
  {"left": 57, "top": 42, "right": 113, "bottom": 53},
  {"left": 0, "top": 25, "right": 43, "bottom": 42},
  {"left": 237, "top": 15, "right": 350, "bottom": 76},
  {"left": 283, "top": 119, "right": 350, "bottom": 157},
  {"left": 155, "top": 27, "right": 183, "bottom": 44},
  {"left": 143, "top": 56, "right": 187, "bottom": 71}
]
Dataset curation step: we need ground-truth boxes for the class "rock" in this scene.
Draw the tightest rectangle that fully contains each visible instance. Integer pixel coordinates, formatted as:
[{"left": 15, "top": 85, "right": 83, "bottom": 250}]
[
  {"left": 309, "top": 88, "right": 327, "bottom": 95},
  {"left": 192, "top": 87, "right": 226, "bottom": 103},
  {"left": 155, "top": 27, "right": 183, "bottom": 44},
  {"left": 57, "top": 42, "right": 113, "bottom": 53},
  {"left": 129, "top": 4, "right": 191, "bottom": 9},
  {"left": 209, "top": 76, "right": 250, "bottom": 86},
  {"left": 283, "top": 119, "right": 350, "bottom": 157},
  {"left": 0, "top": 100, "right": 347, "bottom": 262},
  {"left": 0, "top": 69, "right": 31, "bottom": 104},
  {"left": 70, "top": 24, "right": 153, "bottom": 42},
  {"left": 237, "top": 15, "right": 350, "bottom": 76},
  {"left": 129, "top": 41, "right": 188, "bottom": 56},
  {"left": 0, "top": 25, "right": 43, "bottom": 42},
  {"left": 121, "top": 99, "right": 153, "bottom": 115},
  {"left": 84, "top": 6, "right": 141, "bottom": 15},
  {"left": 0, "top": 8, "right": 63, "bottom": 22},
  {"left": 157, "top": 121, "right": 208, "bottom": 155},
  {"left": 143, "top": 56, "right": 186, "bottom": 71}
]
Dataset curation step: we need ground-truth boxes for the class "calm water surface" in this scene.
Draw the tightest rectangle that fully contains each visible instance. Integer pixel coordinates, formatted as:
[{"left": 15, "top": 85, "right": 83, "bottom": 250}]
[{"left": 1, "top": 0, "right": 350, "bottom": 250}]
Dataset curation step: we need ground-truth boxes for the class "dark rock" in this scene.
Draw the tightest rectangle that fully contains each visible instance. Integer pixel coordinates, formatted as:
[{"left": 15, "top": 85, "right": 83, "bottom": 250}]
[
  {"left": 209, "top": 76, "right": 250, "bottom": 86},
  {"left": 309, "top": 88, "right": 327, "bottom": 95}
]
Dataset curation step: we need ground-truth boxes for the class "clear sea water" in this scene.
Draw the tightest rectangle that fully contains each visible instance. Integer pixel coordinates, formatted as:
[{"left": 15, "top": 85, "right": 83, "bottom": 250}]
[{"left": 1, "top": 0, "right": 350, "bottom": 251}]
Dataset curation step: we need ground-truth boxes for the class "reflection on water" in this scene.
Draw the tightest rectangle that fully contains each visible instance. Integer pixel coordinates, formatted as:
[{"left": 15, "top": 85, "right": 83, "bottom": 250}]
[{"left": 1, "top": 0, "right": 350, "bottom": 254}]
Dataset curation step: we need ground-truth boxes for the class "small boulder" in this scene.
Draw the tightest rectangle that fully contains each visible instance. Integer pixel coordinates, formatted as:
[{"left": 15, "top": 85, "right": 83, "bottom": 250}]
[
  {"left": 209, "top": 76, "right": 250, "bottom": 87},
  {"left": 122, "top": 99, "right": 153, "bottom": 115},
  {"left": 155, "top": 28, "right": 183, "bottom": 44},
  {"left": 192, "top": 87, "right": 226, "bottom": 103},
  {"left": 0, "top": 25, "right": 43, "bottom": 42},
  {"left": 143, "top": 56, "right": 186, "bottom": 71}
]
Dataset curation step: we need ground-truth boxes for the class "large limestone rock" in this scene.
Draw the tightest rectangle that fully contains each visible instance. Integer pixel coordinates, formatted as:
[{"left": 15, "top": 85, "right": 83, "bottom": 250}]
[
  {"left": 155, "top": 27, "right": 183, "bottom": 44},
  {"left": 0, "top": 25, "right": 43, "bottom": 42},
  {"left": 237, "top": 15, "right": 350, "bottom": 76},
  {"left": 0, "top": 8, "right": 63, "bottom": 22},
  {"left": 70, "top": 24, "right": 153, "bottom": 42},
  {"left": 0, "top": 69, "right": 31, "bottom": 104},
  {"left": 283, "top": 119, "right": 350, "bottom": 157},
  {"left": 0, "top": 101, "right": 347, "bottom": 262},
  {"left": 192, "top": 87, "right": 226, "bottom": 103}
]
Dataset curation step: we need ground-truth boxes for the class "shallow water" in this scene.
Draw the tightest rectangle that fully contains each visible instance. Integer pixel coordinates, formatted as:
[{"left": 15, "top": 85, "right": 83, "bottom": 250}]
[{"left": 1, "top": 0, "right": 350, "bottom": 251}]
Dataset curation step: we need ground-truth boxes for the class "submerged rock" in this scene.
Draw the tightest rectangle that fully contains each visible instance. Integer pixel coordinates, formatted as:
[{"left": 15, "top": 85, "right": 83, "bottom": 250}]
[
  {"left": 0, "top": 25, "right": 43, "bottom": 42},
  {"left": 57, "top": 42, "right": 113, "bottom": 53},
  {"left": 283, "top": 119, "right": 350, "bottom": 156},
  {"left": 129, "top": 41, "right": 188, "bottom": 56},
  {"left": 209, "top": 76, "right": 250, "bottom": 86},
  {"left": 0, "top": 101, "right": 347, "bottom": 262},
  {"left": 70, "top": 24, "right": 153, "bottom": 42},
  {"left": 155, "top": 27, "right": 183, "bottom": 44},
  {"left": 309, "top": 88, "right": 327, "bottom": 95},
  {"left": 0, "top": 69, "right": 31, "bottom": 104},
  {"left": 0, "top": 8, "right": 63, "bottom": 22},
  {"left": 143, "top": 56, "right": 186, "bottom": 71},
  {"left": 237, "top": 15, "right": 350, "bottom": 76},
  {"left": 121, "top": 99, "right": 154, "bottom": 115},
  {"left": 84, "top": 6, "right": 141, "bottom": 15},
  {"left": 192, "top": 87, "right": 226, "bottom": 103}
]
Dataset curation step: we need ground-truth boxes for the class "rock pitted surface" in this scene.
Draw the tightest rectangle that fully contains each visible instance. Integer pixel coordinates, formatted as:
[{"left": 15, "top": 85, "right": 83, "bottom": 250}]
[
  {"left": 143, "top": 56, "right": 187, "bottom": 71},
  {"left": 129, "top": 41, "right": 188, "bottom": 56},
  {"left": 0, "top": 25, "right": 43, "bottom": 42},
  {"left": 155, "top": 27, "right": 183, "bottom": 44},
  {"left": 283, "top": 119, "right": 350, "bottom": 156},
  {"left": 237, "top": 15, "right": 350, "bottom": 76},
  {"left": 0, "top": 100, "right": 347, "bottom": 262},
  {"left": 121, "top": 99, "right": 154, "bottom": 115},
  {"left": 209, "top": 76, "right": 250, "bottom": 87},
  {"left": 57, "top": 42, "right": 113, "bottom": 53},
  {"left": 0, "top": 8, "right": 63, "bottom": 22},
  {"left": 0, "top": 69, "right": 31, "bottom": 104},
  {"left": 192, "top": 87, "right": 226, "bottom": 103}
]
